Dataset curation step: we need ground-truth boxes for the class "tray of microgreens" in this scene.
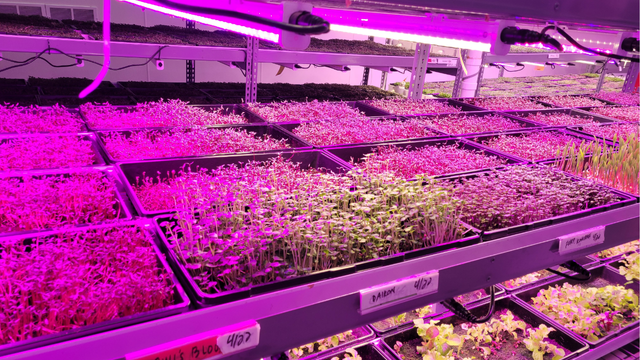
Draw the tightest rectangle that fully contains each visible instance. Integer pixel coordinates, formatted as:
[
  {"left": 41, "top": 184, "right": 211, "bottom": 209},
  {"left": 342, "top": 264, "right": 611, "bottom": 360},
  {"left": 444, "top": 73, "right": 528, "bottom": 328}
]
[
  {"left": 382, "top": 296, "right": 588, "bottom": 360},
  {"left": 0, "top": 133, "right": 105, "bottom": 172},
  {"left": 310, "top": 341, "right": 389, "bottom": 360},
  {"left": 80, "top": 99, "right": 257, "bottom": 130},
  {"left": 151, "top": 153, "right": 477, "bottom": 306},
  {"left": 401, "top": 111, "right": 544, "bottom": 137},
  {"left": 515, "top": 265, "right": 639, "bottom": 347},
  {"left": 582, "top": 106, "right": 640, "bottom": 123},
  {"left": 437, "top": 164, "right": 636, "bottom": 241},
  {"left": 117, "top": 150, "right": 350, "bottom": 217},
  {"left": 0, "top": 221, "right": 189, "bottom": 357},
  {"left": 96, "top": 124, "right": 308, "bottom": 162},
  {"left": 0, "top": 104, "right": 86, "bottom": 134},
  {"left": 458, "top": 97, "right": 555, "bottom": 111},
  {"left": 589, "top": 240, "right": 639, "bottom": 263},
  {"left": 498, "top": 257, "right": 598, "bottom": 293},
  {"left": 276, "top": 117, "right": 447, "bottom": 147},
  {"left": 503, "top": 109, "right": 615, "bottom": 127},
  {"left": 358, "top": 99, "right": 481, "bottom": 116},
  {"left": 272, "top": 327, "right": 375, "bottom": 360},
  {"left": 567, "top": 122, "right": 639, "bottom": 143},
  {"left": 370, "top": 304, "right": 447, "bottom": 335},
  {"left": 0, "top": 167, "right": 132, "bottom": 237},
  {"left": 464, "top": 128, "right": 605, "bottom": 163},
  {"left": 607, "top": 252, "right": 640, "bottom": 285},
  {"left": 535, "top": 95, "right": 615, "bottom": 109},
  {"left": 590, "top": 92, "right": 640, "bottom": 106},
  {"left": 326, "top": 138, "right": 524, "bottom": 181},
  {"left": 242, "top": 100, "right": 387, "bottom": 123}
]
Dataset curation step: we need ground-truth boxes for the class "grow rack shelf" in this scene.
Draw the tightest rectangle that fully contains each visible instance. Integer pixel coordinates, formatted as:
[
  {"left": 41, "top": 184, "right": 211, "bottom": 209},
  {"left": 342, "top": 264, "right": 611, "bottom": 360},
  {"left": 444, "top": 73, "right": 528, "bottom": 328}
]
[
  {"left": 484, "top": 52, "right": 608, "bottom": 65},
  {"left": 0, "top": 34, "right": 458, "bottom": 70},
  {"left": 4, "top": 204, "right": 637, "bottom": 360}
]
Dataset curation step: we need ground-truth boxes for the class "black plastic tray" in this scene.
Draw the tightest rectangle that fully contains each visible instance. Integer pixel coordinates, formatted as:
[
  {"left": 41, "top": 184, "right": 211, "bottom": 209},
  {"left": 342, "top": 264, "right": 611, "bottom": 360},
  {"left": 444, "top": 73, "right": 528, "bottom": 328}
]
[
  {"left": 566, "top": 121, "right": 639, "bottom": 144},
  {"left": 400, "top": 110, "right": 547, "bottom": 137},
  {"left": 463, "top": 127, "right": 615, "bottom": 164},
  {"left": 117, "top": 149, "right": 349, "bottom": 217},
  {"left": 437, "top": 165, "right": 638, "bottom": 241},
  {"left": 502, "top": 108, "right": 616, "bottom": 128},
  {"left": 496, "top": 256, "right": 599, "bottom": 293},
  {"left": 325, "top": 137, "right": 526, "bottom": 180},
  {"left": 535, "top": 95, "right": 619, "bottom": 109},
  {"left": 0, "top": 220, "right": 190, "bottom": 357},
  {"left": 356, "top": 98, "right": 484, "bottom": 116},
  {"left": 0, "top": 166, "right": 133, "bottom": 237},
  {"left": 0, "top": 132, "right": 106, "bottom": 172},
  {"left": 314, "top": 341, "right": 392, "bottom": 360},
  {"left": 381, "top": 296, "right": 588, "bottom": 360},
  {"left": 274, "top": 117, "right": 450, "bottom": 148},
  {"left": 81, "top": 104, "right": 261, "bottom": 131},
  {"left": 154, "top": 211, "right": 480, "bottom": 307},
  {"left": 453, "top": 96, "right": 557, "bottom": 111},
  {"left": 271, "top": 326, "right": 375, "bottom": 360},
  {"left": 96, "top": 124, "right": 311, "bottom": 163},
  {"left": 514, "top": 265, "right": 639, "bottom": 347},
  {"left": 239, "top": 101, "right": 390, "bottom": 123}
]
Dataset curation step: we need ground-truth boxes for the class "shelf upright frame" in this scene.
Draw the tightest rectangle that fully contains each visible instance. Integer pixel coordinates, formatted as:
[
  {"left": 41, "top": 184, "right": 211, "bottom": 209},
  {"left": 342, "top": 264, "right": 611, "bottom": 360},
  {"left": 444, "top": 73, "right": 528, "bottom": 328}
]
[
  {"left": 622, "top": 60, "right": 639, "bottom": 93},
  {"left": 408, "top": 43, "right": 431, "bottom": 99},
  {"left": 452, "top": 49, "right": 468, "bottom": 98},
  {"left": 185, "top": 20, "right": 196, "bottom": 84},
  {"left": 474, "top": 52, "right": 487, "bottom": 97},
  {"left": 245, "top": 36, "right": 259, "bottom": 103},
  {"left": 595, "top": 63, "right": 606, "bottom": 93}
]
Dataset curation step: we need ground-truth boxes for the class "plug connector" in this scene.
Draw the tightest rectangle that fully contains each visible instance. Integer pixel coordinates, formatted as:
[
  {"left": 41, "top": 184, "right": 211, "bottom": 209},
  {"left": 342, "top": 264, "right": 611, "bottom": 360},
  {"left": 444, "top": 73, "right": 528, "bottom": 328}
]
[{"left": 500, "top": 26, "right": 563, "bottom": 51}]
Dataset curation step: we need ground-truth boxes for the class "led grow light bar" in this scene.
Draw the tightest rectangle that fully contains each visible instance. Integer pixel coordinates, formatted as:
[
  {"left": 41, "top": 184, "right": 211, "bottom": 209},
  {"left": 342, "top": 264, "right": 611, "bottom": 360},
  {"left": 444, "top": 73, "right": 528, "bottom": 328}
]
[
  {"left": 521, "top": 61, "right": 545, "bottom": 66},
  {"left": 574, "top": 60, "right": 597, "bottom": 65},
  {"left": 120, "top": 0, "right": 280, "bottom": 43}
]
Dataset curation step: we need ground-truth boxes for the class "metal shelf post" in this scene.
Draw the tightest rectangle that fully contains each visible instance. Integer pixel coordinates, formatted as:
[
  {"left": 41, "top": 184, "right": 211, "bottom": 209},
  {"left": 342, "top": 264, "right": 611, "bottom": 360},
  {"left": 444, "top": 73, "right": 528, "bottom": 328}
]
[
  {"left": 245, "top": 36, "right": 259, "bottom": 103},
  {"left": 408, "top": 43, "right": 431, "bottom": 99}
]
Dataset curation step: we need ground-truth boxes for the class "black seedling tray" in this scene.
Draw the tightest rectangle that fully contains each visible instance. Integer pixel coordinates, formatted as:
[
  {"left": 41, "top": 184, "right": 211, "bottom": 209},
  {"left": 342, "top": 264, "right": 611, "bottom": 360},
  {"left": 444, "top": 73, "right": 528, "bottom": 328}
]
[
  {"left": 0, "top": 166, "right": 133, "bottom": 238},
  {"left": 566, "top": 121, "right": 639, "bottom": 144},
  {"left": 0, "top": 132, "right": 106, "bottom": 172},
  {"left": 535, "top": 95, "right": 619, "bottom": 109},
  {"left": 96, "top": 124, "right": 311, "bottom": 163},
  {"left": 325, "top": 137, "right": 525, "bottom": 179},
  {"left": 117, "top": 149, "right": 350, "bottom": 217},
  {"left": 357, "top": 98, "right": 484, "bottom": 116},
  {"left": 515, "top": 265, "right": 639, "bottom": 347},
  {"left": 401, "top": 110, "right": 546, "bottom": 137},
  {"left": 590, "top": 94, "right": 640, "bottom": 107},
  {"left": 369, "top": 303, "right": 448, "bottom": 335},
  {"left": 314, "top": 341, "right": 392, "bottom": 360},
  {"left": 463, "top": 127, "right": 615, "bottom": 163},
  {"left": 454, "top": 96, "right": 557, "bottom": 111},
  {"left": 381, "top": 296, "right": 588, "bottom": 360},
  {"left": 240, "top": 101, "right": 390, "bottom": 123},
  {"left": 437, "top": 164, "right": 638, "bottom": 241},
  {"left": 503, "top": 108, "right": 616, "bottom": 128},
  {"left": 0, "top": 220, "right": 190, "bottom": 357},
  {"left": 271, "top": 326, "right": 375, "bottom": 360},
  {"left": 497, "top": 256, "right": 599, "bottom": 293},
  {"left": 274, "top": 117, "right": 449, "bottom": 148}
]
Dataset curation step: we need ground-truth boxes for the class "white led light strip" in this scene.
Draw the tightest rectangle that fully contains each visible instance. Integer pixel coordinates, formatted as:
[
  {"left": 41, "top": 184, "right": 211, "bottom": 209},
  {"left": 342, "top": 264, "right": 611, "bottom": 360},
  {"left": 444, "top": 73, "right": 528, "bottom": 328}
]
[
  {"left": 120, "top": 0, "right": 280, "bottom": 43},
  {"left": 329, "top": 24, "right": 491, "bottom": 52}
]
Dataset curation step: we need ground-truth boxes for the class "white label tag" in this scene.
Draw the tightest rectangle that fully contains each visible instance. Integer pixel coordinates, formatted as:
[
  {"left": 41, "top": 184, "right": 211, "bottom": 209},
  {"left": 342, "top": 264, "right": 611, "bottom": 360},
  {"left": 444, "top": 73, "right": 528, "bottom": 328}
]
[
  {"left": 438, "top": 58, "right": 457, "bottom": 67},
  {"left": 558, "top": 226, "right": 605, "bottom": 255},
  {"left": 360, "top": 270, "right": 438, "bottom": 314},
  {"left": 125, "top": 321, "right": 260, "bottom": 360},
  {"left": 548, "top": 53, "right": 560, "bottom": 59}
]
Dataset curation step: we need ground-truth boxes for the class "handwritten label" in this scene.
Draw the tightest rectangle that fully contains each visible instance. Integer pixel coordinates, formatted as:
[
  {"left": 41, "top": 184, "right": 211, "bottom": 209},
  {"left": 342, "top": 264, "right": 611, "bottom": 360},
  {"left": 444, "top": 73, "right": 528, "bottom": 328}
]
[
  {"left": 126, "top": 321, "right": 260, "bottom": 360},
  {"left": 548, "top": 53, "right": 560, "bottom": 59},
  {"left": 360, "top": 270, "right": 438, "bottom": 314},
  {"left": 439, "top": 58, "right": 457, "bottom": 67},
  {"left": 558, "top": 226, "right": 605, "bottom": 255}
]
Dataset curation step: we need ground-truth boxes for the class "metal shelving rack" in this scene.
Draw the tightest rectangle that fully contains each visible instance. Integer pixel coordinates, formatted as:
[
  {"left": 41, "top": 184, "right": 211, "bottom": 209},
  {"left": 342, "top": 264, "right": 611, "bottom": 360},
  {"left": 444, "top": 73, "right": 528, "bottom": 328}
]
[
  {"left": 2, "top": 205, "right": 637, "bottom": 360},
  {"left": 0, "top": 10, "right": 639, "bottom": 360}
]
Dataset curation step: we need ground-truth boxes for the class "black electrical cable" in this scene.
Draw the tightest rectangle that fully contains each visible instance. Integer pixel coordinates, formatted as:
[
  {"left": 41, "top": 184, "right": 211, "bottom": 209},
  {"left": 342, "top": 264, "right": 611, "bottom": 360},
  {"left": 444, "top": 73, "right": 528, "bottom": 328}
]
[
  {"left": 442, "top": 286, "right": 496, "bottom": 324},
  {"left": 499, "top": 64, "right": 525, "bottom": 73},
  {"left": 540, "top": 25, "right": 639, "bottom": 62},
  {"left": 153, "top": 0, "right": 329, "bottom": 35},
  {"left": 294, "top": 64, "right": 312, "bottom": 69},
  {"left": 545, "top": 260, "right": 592, "bottom": 282}
]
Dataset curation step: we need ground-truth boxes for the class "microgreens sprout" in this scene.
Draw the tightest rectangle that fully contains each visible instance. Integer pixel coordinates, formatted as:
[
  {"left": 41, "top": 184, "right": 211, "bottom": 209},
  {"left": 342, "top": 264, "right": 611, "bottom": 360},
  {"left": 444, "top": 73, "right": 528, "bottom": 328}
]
[
  {"left": 480, "top": 132, "right": 589, "bottom": 161},
  {"left": 619, "top": 252, "right": 639, "bottom": 284},
  {"left": 287, "top": 330, "right": 356, "bottom": 360},
  {"left": 537, "top": 96, "right": 607, "bottom": 108},
  {"left": 417, "top": 113, "right": 525, "bottom": 135},
  {"left": 593, "top": 240, "right": 639, "bottom": 259},
  {"left": 246, "top": 100, "right": 368, "bottom": 123},
  {"left": 591, "top": 92, "right": 639, "bottom": 106},
  {"left": 461, "top": 98, "right": 547, "bottom": 111},
  {"left": 366, "top": 99, "right": 462, "bottom": 116},
  {"left": 589, "top": 107, "right": 640, "bottom": 123}
]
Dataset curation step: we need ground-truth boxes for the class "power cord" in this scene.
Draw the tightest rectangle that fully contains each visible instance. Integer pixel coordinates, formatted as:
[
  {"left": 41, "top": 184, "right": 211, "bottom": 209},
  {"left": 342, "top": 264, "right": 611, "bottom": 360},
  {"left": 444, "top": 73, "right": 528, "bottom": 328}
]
[
  {"left": 545, "top": 260, "right": 592, "bottom": 282},
  {"left": 153, "top": 0, "right": 330, "bottom": 35},
  {"left": 441, "top": 285, "right": 496, "bottom": 324},
  {"left": 540, "top": 25, "right": 639, "bottom": 62},
  {"left": 0, "top": 46, "right": 168, "bottom": 73}
]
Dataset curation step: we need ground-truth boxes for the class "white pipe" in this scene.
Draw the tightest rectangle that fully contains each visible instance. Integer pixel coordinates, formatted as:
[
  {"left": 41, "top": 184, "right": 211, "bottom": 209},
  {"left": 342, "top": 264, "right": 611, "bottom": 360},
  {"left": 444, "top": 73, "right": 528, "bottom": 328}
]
[{"left": 460, "top": 50, "right": 483, "bottom": 98}]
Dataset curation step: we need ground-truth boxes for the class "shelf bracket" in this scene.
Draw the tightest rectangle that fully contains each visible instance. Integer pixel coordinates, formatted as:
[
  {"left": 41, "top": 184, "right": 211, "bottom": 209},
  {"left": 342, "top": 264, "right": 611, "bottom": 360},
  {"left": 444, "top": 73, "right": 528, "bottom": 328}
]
[
  {"left": 408, "top": 43, "right": 431, "bottom": 100},
  {"left": 245, "top": 36, "right": 259, "bottom": 103},
  {"left": 452, "top": 49, "right": 467, "bottom": 98}
]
